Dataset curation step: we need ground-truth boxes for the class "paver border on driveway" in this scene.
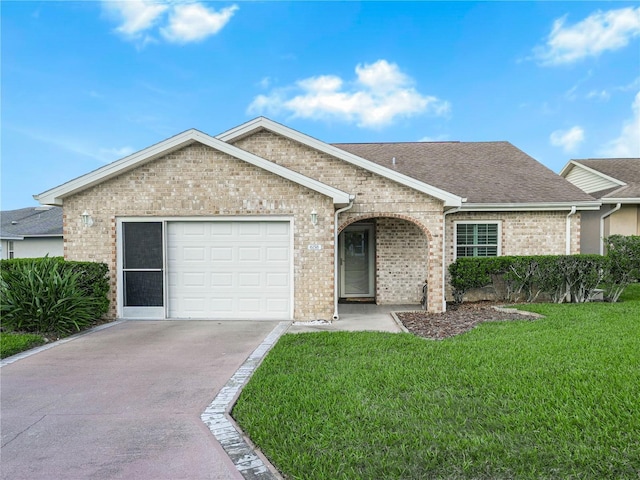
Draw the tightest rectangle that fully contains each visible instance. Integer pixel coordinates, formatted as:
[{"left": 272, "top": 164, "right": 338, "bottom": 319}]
[{"left": 201, "top": 321, "right": 290, "bottom": 480}]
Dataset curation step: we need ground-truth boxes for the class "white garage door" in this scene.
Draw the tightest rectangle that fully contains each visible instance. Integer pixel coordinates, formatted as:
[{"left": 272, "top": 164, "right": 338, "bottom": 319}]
[{"left": 167, "top": 221, "right": 291, "bottom": 320}]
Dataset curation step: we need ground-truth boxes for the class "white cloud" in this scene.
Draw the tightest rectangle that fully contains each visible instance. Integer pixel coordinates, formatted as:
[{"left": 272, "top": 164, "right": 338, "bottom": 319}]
[
  {"left": 102, "top": 1, "right": 237, "bottom": 45},
  {"left": 534, "top": 6, "right": 640, "bottom": 65},
  {"left": 550, "top": 126, "right": 585, "bottom": 153},
  {"left": 248, "top": 60, "right": 450, "bottom": 129},
  {"left": 586, "top": 89, "right": 611, "bottom": 101},
  {"left": 161, "top": 4, "right": 238, "bottom": 44},
  {"left": 104, "top": 0, "right": 168, "bottom": 39},
  {"left": 600, "top": 91, "right": 640, "bottom": 158}
]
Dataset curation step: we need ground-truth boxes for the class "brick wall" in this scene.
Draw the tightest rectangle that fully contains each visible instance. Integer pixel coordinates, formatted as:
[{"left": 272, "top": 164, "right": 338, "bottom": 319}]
[
  {"left": 375, "top": 217, "right": 429, "bottom": 304},
  {"left": 63, "top": 143, "right": 335, "bottom": 320},
  {"left": 443, "top": 210, "right": 582, "bottom": 300},
  {"left": 234, "top": 131, "right": 446, "bottom": 312}
]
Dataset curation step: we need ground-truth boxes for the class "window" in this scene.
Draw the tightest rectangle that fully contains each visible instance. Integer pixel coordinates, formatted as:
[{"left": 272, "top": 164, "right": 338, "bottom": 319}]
[
  {"left": 455, "top": 222, "right": 500, "bottom": 258},
  {"left": 8, "top": 241, "right": 14, "bottom": 259}
]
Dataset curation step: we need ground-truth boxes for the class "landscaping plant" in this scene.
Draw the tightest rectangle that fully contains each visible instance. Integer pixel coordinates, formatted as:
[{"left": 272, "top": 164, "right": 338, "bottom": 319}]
[
  {"left": 602, "top": 234, "right": 640, "bottom": 302},
  {"left": 0, "top": 257, "right": 107, "bottom": 336}
]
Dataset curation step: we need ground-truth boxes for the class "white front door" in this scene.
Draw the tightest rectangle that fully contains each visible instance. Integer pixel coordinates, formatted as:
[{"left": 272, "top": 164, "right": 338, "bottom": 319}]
[
  {"left": 167, "top": 221, "right": 291, "bottom": 319},
  {"left": 339, "top": 224, "right": 375, "bottom": 298}
]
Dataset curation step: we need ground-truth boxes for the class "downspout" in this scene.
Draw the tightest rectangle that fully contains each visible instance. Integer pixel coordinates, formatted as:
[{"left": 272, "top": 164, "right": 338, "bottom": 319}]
[
  {"left": 599, "top": 203, "right": 622, "bottom": 255},
  {"left": 442, "top": 206, "right": 462, "bottom": 312},
  {"left": 566, "top": 206, "right": 577, "bottom": 255},
  {"left": 333, "top": 195, "right": 355, "bottom": 321}
]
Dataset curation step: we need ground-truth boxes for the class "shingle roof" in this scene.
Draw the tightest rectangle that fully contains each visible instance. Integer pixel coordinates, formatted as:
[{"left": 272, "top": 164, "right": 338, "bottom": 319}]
[
  {"left": 1, "top": 206, "right": 63, "bottom": 238},
  {"left": 572, "top": 158, "right": 640, "bottom": 199},
  {"left": 333, "top": 141, "right": 595, "bottom": 204}
]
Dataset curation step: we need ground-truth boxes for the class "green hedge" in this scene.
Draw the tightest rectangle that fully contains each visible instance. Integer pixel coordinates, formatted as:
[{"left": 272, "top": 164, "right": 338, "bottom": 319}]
[
  {"left": 0, "top": 257, "right": 109, "bottom": 335},
  {"left": 448, "top": 252, "right": 625, "bottom": 304}
]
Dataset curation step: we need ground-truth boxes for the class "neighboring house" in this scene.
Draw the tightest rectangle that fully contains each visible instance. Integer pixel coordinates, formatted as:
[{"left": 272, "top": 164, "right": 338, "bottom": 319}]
[
  {"left": 561, "top": 158, "right": 640, "bottom": 254},
  {"left": 34, "top": 117, "right": 598, "bottom": 321},
  {"left": 0, "top": 206, "right": 63, "bottom": 260}
]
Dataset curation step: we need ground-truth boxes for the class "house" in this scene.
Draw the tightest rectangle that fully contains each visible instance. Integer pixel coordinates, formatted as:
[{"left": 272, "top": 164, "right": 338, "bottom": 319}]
[
  {"left": 34, "top": 117, "right": 599, "bottom": 321},
  {"left": 0, "top": 206, "right": 63, "bottom": 260},
  {"left": 560, "top": 158, "right": 640, "bottom": 254}
]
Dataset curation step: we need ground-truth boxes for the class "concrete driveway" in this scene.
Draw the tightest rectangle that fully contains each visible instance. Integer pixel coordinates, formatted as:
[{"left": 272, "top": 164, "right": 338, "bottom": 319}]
[{"left": 1, "top": 320, "right": 281, "bottom": 480}]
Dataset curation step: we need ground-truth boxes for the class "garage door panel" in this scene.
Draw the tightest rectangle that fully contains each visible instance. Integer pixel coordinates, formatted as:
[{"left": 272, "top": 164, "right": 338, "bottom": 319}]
[
  {"left": 167, "top": 221, "right": 291, "bottom": 320},
  {"left": 211, "top": 247, "right": 233, "bottom": 262},
  {"left": 238, "top": 247, "right": 261, "bottom": 262}
]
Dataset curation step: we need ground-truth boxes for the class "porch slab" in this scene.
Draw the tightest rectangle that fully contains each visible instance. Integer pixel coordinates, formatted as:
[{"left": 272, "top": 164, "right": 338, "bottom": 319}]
[{"left": 288, "top": 304, "right": 419, "bottom": 333}]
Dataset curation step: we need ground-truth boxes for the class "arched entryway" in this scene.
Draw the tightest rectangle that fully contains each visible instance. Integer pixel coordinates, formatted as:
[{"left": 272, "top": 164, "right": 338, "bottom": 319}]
[{"left": 338, "top": 216, "right": 431, "bottom": 306}]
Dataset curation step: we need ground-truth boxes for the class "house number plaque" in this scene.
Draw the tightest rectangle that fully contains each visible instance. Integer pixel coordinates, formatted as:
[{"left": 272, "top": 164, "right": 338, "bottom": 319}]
[{"left": 307, "top": 244, "right": 323, "bottom": 251}]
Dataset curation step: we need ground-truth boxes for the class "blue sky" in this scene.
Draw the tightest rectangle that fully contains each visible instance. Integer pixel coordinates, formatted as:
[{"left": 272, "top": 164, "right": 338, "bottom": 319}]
[{"left": 2, "top": 1, "right": 639, "bottom": 211}]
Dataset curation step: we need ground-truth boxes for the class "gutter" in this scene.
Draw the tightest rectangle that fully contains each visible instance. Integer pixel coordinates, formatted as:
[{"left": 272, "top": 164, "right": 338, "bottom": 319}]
[
  {"left": 599, "top": 203, "right": 622, "bottom": 255},
  {"left": 566, "top": 206, "right": 577, "bottom": 255},
  {"left": 442, "top": 206, "right": 462, "bottom": 312},
  {"left": 332, "top": 195, "right": 356, "bottom": 321}
]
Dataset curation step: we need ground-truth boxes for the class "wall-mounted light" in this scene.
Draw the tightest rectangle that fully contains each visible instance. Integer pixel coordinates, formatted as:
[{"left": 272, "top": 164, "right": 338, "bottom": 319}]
[
  {"left": 81, "top": 211, "right": 94, "bottom": 227},
  {"left": 310, "top": 209, "right": 318, "bottom": 226}
]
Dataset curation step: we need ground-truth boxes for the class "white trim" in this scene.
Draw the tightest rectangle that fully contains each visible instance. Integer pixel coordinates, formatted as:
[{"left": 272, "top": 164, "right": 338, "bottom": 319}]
[
  {"left": 560, "top": 160, "right": 627, "bottom": 187},
  {"left": 35, "top": 128, "right": 352, "bottom": 208},
  {"left": 601, "top": 197, "right": 640, "bottom": 204},
  {"left": 453, "top": 220, "right": 502, "bottom": 261},
  {"left": 460, "top": 202, "right": 601, "bottom": 211},
  {"left": 600, "top": 203, "right": 622, "bottom": 255},
  {"left": 116, "top": 216, "right": 294, "bottom": 320},
  {"left": 217, "top": 117, "right": 464, "bottom": 207},
  {"left": 566, "top": 206, "right": 577, "bottom": 255}
]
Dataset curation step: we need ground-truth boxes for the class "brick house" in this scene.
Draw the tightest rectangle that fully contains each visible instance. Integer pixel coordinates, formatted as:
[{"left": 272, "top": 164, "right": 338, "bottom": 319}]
[
  {"left": 35, "top": 117, "right": 599, "bottom": 321},
  {"left": 561, "top": 158, "right": 640, "bottom": 254}
]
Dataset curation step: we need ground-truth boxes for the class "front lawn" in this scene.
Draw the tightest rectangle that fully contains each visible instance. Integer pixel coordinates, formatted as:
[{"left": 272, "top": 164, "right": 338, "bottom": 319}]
[
  {"left": 0, "top": 332, "right": 46, "bottom": 359},
  {"left": 233, "top": 285, "right": 640, "bottom": 479}
]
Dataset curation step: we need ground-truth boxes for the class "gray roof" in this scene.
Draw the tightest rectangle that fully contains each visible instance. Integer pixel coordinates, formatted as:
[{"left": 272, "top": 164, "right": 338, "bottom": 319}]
[
  {"left": 1, "top": 206, "right": 63, "bottom": 238},
  {"left": 334, "top": 141, "right": 595, "bottom": 204},
  {"left": 573, "top": 158, "right": 640, "bottom": 199}
]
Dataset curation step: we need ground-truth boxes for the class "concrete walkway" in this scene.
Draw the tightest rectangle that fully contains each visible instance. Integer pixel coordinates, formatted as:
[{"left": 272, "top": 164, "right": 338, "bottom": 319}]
[
  {"left": 1, "top": 320, "right": 280, "bottom": 480},
  {"left": 288, "top": 303, "right": 418, "bottom": 333}
]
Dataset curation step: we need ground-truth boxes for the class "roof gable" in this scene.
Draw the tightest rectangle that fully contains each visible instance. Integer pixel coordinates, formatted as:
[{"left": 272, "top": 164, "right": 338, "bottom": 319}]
[
  {"left": 561, "top": 158, "right": 640, "bottom": 202},
  {"left": 217, "top": 117, "right": 463, "bottom": 207},
  {"left": 34, "top": 129, "right": 352, "bottom": 207}
]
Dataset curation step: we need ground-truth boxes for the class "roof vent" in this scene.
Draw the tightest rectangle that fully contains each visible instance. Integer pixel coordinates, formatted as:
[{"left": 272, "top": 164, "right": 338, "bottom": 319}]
[
  {"left": 392, "top": 157, "right": 396, "bottom": 165},
  {"left": 11, "top": 221, "right": 18, "bottom": 225}
]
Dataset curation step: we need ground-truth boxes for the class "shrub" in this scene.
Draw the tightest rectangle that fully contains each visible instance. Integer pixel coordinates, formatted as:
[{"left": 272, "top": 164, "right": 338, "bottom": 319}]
[
  {"left": 0, "top": 257, "right": 109, "bottom": 335},
  {"left": 602, "top": 235, "right": 640, "bottom": 302},
  {"left": 450, "top": 255, "right": 607, "bottom": 304}
]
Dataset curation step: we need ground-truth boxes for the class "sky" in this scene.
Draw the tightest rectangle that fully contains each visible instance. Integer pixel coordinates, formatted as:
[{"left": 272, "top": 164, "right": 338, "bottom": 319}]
[{"left": 2, "top": 1, "right": 639, "bottom": 211}]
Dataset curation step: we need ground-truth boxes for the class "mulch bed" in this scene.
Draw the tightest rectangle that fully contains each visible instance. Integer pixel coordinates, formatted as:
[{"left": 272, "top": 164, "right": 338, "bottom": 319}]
[{"left": 396, "top": 301, "right": 541, "bottom": 340}]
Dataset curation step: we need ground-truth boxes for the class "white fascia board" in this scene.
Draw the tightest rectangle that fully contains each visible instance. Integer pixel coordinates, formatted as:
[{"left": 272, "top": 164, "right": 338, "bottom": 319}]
[
  {"left": 34, "top": 128, "right": 352, "bottom": 208},
  {"left": 559, "top": 160, "right": 578, "bottom": 177},
  {"left": 460, "top": 201, "right": 602, "bottom": 212},
  {"left": 601, "top": 198, "right": 640, "bottom": 204},
  {"left": 217, "top": 117, "right": 463, "bottom": 207},
  {"left": 560, "top": 160, "right": 626, "bottom": 186},
  {"left": 1, "top": 235, "right": 24, "bottom": 240}
]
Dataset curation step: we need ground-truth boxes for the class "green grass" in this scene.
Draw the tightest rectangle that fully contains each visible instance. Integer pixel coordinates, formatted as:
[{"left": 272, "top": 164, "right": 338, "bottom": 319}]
[
  {"left": 0, "top": 332, "right": 46, "bottom": 359},
  {"left": 233, "top": 284, "right": 640, "bottom": 479}
]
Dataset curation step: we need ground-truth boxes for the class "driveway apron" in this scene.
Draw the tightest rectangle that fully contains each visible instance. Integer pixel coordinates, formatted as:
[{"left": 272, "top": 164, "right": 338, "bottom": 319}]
[{"left": 0, "top": 320, "right": 280, "bottom": 480}]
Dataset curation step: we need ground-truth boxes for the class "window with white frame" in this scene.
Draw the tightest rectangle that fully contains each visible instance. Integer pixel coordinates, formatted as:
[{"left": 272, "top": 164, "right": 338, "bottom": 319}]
[
  {"left": 8, "top": 241, "right": 15, "bottom": 259},
  {"left": 455, "top": 222, "right": 500, "bottom": 258}
]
